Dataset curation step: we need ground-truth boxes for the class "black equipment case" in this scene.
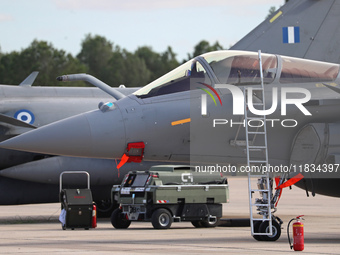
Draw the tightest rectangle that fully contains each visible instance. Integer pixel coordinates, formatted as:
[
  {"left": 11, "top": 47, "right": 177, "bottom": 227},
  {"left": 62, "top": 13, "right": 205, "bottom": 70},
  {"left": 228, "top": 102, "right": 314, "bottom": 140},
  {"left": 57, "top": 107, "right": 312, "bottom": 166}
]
[{"left": 59, "top": 171, "right": 93, "bottom": 230}]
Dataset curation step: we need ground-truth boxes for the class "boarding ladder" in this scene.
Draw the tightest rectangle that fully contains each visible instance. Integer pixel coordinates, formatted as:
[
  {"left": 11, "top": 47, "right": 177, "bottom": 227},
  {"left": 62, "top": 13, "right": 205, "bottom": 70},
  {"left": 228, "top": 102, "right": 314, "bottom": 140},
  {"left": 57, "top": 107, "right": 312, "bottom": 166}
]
[{"left": 245, "top": 50, "right": 273, "bottom": 238}]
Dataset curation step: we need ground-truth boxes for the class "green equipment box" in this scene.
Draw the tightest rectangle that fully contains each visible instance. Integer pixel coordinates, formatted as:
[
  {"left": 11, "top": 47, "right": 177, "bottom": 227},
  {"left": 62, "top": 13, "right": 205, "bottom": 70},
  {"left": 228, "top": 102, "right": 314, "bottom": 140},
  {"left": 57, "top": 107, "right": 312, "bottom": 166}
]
[{"left": 111, "top": 165, "right": 229, "bottom": 229}]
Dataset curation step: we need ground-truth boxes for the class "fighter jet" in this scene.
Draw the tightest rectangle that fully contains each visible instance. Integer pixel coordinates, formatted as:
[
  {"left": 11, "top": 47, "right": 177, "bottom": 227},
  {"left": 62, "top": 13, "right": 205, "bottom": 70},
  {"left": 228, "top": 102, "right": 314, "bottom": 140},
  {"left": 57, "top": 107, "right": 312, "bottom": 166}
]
[
  {"left": 0, "top": 72, "right": 136, "bottom": 166},
  {"left": 0, "top": 72, "right": 149, "bottom": 211},
  {"left": 3, "top": 50, "right": 338, "bottom": 166},
  {"left": 0, "top": 73, "right": 184, "bottom": 214},
  {"left": 2, "top": 0, "right": 340, "bottom": 215},
  {"left": 3, "top": 49, "right": 340, "bottom": 240}
]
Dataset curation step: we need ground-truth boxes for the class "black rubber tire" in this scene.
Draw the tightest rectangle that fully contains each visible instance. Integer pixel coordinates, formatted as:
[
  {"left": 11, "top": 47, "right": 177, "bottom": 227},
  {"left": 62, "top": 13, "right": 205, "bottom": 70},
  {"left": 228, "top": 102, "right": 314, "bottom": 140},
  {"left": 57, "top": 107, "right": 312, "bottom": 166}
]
[
  {"left": 151, "top": 208, "right": 172, "bottom": 229},
  {"left": 110, "top": 208, "right": 131, "bottom": 229},
  {"left": 258, "top": 220, "right": 281, "bottom": 241},
  {"left": 191, "top": 220, "right": 204, "bottom": 228},
  {"left": 252, "top": 221, "right": 263, "bottom": 241},
  {"left": 201, "top": 217, "right": 221, "bottom": 228},
  {"left": 95, "top": 200, "right": 118, "bottom": 218}
]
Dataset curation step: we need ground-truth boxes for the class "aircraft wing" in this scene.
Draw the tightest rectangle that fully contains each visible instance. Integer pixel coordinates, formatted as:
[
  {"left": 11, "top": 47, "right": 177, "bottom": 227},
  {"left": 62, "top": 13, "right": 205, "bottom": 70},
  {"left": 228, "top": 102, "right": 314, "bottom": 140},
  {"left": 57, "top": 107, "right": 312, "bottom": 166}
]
[
  {"left": 0, "top": 113, "right": 36, "bottom": 136},
  {"left": 0, "top": 113, "right": 36, "bottom": 129}
]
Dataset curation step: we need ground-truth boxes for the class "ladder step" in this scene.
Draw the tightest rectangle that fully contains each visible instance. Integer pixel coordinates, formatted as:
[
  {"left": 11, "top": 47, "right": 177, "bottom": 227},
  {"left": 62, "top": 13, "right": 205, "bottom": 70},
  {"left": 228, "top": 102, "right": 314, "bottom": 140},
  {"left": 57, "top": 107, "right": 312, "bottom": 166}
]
[
  {"left": 248, "top": 149, "right": 266, "bottom": 153},
  {"left": 252, "top": 218, "right": 271, "bottom": 221},
  {"left": 248, "top": 149, "right": 262, "bottom": 152},
  {"left": 249, "top": 160, "right": 268, "bottom": 163},
  {"left": 251, "top": 189, "right": 270, "bottom": 192},
  {"left": 248, "top": 146, "right": 267, "bottom": 149},
  {"left": 248, "top": 131, "right": 266, "bottom": 134},
  {"left": 253, "top": 232, "right": 273, "bottom": 236},
  {"left": 252, "top": 203, "right": 270, "bottom": 207}
]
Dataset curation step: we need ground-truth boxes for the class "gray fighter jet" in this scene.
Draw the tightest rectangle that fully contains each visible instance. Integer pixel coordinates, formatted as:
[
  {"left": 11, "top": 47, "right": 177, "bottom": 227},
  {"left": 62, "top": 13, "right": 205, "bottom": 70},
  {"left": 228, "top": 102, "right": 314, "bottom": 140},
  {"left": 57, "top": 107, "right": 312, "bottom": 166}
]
[
  {"left": 3, "top": 49, "right": 340, "bottom": 240},
  {"left": 0, "top": 72, "right": 135, "bottom": 166},
  {"left": 3, "top": 50, "right": 340, "bottom": 194},
  {"left": 0, "top": 72, "right": 149, "bottom": 210},
  {"left": 1, "top": 0, "right": 340, "bottom": 211}
]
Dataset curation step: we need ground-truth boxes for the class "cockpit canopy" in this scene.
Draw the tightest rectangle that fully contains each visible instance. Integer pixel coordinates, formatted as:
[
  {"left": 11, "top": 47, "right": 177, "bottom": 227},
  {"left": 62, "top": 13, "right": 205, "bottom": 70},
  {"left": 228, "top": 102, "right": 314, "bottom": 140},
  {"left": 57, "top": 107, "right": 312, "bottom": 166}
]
[
  {"left": 205, "top": 51, "right": 277, "bottom": 85},
  {"left": 134, "top": 50, "right": 340, "bottom": 99}
]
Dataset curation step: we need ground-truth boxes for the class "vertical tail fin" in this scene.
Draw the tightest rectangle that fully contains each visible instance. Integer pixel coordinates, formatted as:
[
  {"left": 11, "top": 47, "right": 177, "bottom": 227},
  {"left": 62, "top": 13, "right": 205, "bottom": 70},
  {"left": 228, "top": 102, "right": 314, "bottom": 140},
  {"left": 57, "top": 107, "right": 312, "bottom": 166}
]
[
  {"left": 231, "top": 0, "right": 340, "bottom": 64},
  {"left": 19, "top": 71, "right": 39, "bottom": 87}
]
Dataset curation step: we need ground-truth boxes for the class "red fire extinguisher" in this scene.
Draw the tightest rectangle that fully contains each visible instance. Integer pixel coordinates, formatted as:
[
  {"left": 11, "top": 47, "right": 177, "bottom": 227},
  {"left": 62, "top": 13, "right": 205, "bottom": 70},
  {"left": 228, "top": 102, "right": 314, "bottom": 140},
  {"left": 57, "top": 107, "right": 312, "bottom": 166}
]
[
  {"left": 287, "top": 215, "right": 304, "bottom": 251},
  {"left": 92, "top": 203, "right": 97, "bottom": 228}
]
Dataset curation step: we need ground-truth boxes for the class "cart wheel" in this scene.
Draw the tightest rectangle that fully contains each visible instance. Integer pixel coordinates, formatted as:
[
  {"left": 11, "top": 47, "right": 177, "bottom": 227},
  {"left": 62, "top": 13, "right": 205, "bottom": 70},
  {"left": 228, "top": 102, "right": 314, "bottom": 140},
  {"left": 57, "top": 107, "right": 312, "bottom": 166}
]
[
  {"left": 201, "top": 217, "right": 220, "bottom": 228},
  {"left": 151, "top": 208, "right": 172, "bottom": 229},
  {"left": 252, "top": 221, "right": 263, "bottom": 241},
  {"left": 110, "top": 208, "right": 131, "bottom": 229},
  {"left": 258, "top": 219, "right": 281, "bottom": 241},
  {"left": 191, "top": 220, "right": 204, "bottom": 228}
]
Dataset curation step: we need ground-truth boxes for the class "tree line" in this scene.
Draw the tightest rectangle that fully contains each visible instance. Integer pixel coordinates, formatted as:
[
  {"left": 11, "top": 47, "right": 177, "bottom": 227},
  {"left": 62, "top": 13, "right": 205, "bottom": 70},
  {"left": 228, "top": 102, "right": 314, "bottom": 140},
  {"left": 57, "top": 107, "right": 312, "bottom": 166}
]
[{"left": 0, "top": 34, "right": 223, "bottom": 87}]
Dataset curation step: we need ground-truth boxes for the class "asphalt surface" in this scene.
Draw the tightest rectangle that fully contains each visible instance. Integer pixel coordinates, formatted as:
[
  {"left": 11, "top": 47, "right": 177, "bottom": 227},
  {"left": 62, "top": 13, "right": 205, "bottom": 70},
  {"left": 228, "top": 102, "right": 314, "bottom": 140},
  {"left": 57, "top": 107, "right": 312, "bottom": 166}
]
[{"left": 0, "top": 177, "right": 339, "bottom": 254}]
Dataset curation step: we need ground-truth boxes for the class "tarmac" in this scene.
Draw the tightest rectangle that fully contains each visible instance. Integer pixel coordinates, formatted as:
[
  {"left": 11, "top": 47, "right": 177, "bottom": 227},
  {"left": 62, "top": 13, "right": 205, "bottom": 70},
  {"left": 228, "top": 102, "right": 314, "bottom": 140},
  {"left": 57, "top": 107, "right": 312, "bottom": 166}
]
[{"left": 0, "top": 177, "right": 340, "bottom": 254}]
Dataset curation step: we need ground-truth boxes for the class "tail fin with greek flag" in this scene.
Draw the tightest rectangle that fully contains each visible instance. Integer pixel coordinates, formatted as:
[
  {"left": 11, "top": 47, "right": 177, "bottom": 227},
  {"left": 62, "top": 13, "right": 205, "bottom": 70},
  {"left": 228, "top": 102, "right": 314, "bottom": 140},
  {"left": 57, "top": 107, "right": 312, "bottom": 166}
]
[{"left": 231, "top": 0, "right": 340, "bottom": 64}]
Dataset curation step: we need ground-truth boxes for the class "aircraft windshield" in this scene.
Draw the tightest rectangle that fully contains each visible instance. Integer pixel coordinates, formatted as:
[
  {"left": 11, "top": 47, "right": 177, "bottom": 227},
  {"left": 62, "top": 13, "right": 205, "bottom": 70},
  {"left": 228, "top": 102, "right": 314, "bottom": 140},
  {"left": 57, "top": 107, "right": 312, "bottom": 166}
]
[
  {"left": 202, "top": 51, "right": 277, "bottom": 85},
  {"left": 134, "top": 59, "right": 212, "bottom": 98}
]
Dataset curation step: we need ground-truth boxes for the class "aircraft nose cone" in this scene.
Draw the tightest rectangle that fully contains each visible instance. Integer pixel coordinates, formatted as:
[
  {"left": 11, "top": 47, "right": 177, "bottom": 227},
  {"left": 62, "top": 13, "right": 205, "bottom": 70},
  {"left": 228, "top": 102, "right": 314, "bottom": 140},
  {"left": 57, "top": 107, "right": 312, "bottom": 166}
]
[{"left": 0, "top": 108, "right": 126, "bottom": 158}]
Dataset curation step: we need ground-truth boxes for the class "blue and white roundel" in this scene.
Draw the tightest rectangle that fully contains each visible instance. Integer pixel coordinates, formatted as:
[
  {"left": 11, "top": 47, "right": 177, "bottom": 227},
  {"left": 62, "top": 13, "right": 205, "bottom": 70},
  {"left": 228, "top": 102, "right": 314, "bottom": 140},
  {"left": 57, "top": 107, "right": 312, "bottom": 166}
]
[{"left": 14, "top": 110, "right": 35, "bottom": 124}]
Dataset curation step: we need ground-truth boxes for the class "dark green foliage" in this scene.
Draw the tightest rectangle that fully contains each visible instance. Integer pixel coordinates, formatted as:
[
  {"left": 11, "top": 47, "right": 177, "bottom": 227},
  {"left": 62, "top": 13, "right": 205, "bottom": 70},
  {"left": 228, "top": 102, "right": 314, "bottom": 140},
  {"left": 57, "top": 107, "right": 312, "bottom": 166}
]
[
  {"left": 0, "top": 40, "right": 87, "bottom": 86},
  {"left": 0, "top": 35, "right": 224, "bottom": 87}
]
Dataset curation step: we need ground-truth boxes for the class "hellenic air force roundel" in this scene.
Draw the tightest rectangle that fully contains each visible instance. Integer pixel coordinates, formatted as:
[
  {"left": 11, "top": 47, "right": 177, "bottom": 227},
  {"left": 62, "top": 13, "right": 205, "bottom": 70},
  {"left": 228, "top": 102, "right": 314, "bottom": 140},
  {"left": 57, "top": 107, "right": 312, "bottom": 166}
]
[{"left": 14, "top": 110, "right": 35, "bottom": 124}]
